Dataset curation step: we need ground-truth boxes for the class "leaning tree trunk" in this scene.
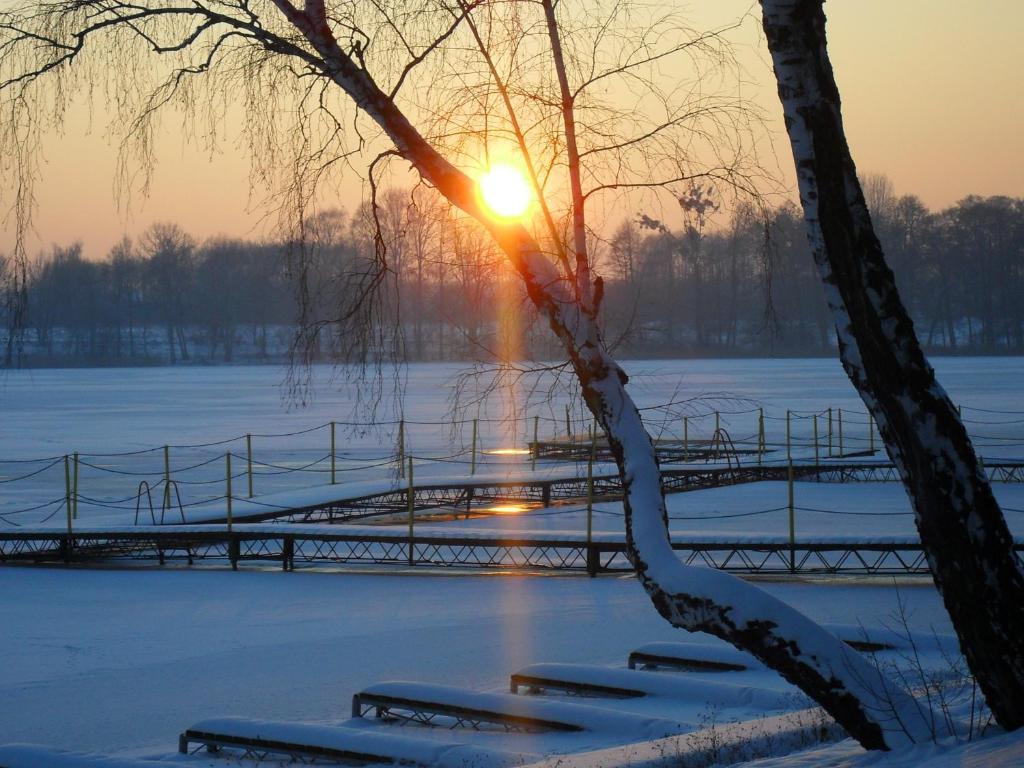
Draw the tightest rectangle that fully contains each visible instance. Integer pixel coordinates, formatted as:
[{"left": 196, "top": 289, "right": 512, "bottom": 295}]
[
  {"left": 268, "top": 1, "right": 937, "bottom": 748},
  {"left": 760, "top": 0, "right": 1024, "bottom": 730}
]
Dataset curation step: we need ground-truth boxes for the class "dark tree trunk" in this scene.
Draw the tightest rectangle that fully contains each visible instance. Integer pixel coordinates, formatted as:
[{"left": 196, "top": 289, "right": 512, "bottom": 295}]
[{"left": 760, "top": 0, "right": 1024, "bottom": 729}]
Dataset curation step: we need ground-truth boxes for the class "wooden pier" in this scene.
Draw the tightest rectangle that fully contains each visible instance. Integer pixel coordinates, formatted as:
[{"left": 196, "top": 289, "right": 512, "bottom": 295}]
[{"left": 2, "top": 460, "right": 1021, "bottom": 575}]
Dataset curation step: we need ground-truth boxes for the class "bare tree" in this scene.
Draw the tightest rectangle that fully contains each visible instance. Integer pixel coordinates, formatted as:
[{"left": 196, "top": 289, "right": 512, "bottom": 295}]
[
  {"left": 0, "top": 1, "right": 939, "bottom": 747},
  {"left": 759, "top": 0, "right": 1024, "bottom": 730}
]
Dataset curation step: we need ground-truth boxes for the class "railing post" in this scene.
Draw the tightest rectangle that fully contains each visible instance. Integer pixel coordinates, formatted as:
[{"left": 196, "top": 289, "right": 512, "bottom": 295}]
[
  {"left": 565, "top": 404, "right": 571, "bottom": 437},
  {"left": 757, "top": 408, "right": 764, "bottom": 465},
  {"left": 788, "top": 459, "right": 796, "bottom": 573},
  {"left": 867, "top": 408, "right": 875, "bottom": 452},
  {"left": 330, "top": 421, "right": 337, "bottom": 485},
  {"left": 714, "top": 410, "right": 720, "bottom": 437},
  {"left": 531, "top": 415, "right": 539, "bottom": 472},
  {"left": 246, "top": 434, "right": 254, "bottom": 498},
  {"left": 838, "top": 408, "right": 844, "bottom": 457},
  {"left": 225, "top": 452, "right": 233, "bottom": 534},
  {"left": 72, "top": 451, "right": 79, "bottom": 519},
  {"left": 470, "top": 418, "right": 478, "bottom": 475},
  {"left": 398, "top": 419, "right": 405, "bottom": 479},
  {"left": 586, "top": 434, "right": 595, "bottom": 559},
  {"left": 813, "top": 414, "right": 820, "bottom": 469},
  {"left": 683, "top": 416, "right": 689, "bottom": 458},
  {"left": 163, "top": 445, "right": 171, "bottom": 512},
  {"left": 785, "top": 410, "right": 791, "bottom": 462},
  {"left": 63, "top": 455, "right": 73, "bottom": 548},
  {"left": 827, "top": 408, "right": 833, "bottom": 457},
  {"left": 407, "top": 456, "right": 415, "bottom": 566}
]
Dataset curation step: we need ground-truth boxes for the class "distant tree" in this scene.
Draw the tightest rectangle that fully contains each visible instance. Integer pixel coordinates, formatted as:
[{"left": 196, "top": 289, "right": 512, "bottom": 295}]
[{"left": 142, "top": 223, "right": 195, "bottom": 364}]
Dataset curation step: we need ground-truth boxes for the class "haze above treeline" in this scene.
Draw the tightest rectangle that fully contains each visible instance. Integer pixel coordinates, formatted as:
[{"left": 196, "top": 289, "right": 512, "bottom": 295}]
[{"left": 2, "top": 176, "right": 1022, "bottom": 367}]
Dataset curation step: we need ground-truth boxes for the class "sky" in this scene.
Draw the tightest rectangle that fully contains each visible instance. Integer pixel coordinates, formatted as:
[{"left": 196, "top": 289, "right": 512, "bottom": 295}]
[{"left": 1, "top": 0, "right": 1021, "bottom": 259}]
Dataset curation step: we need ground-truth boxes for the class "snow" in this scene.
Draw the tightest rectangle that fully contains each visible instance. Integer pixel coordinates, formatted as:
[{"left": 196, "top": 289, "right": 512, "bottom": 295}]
[
  {"left": 2, "top": 359, "right": 1022, "bottom": 764},
  {"left": 727, "top": 729, "right": 1024, "bottom": 768},
  {"left": 0, "top": 568, "right": 955, "bottom": 758}
]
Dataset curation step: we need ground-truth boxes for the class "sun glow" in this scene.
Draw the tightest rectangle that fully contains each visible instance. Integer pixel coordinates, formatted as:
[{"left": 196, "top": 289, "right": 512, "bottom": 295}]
[
  {"left": 487, "top": 504, "right": 529, "bottom": 515},
  {"left": 478, "top": 164, "right": 532, "bottom": 219}
]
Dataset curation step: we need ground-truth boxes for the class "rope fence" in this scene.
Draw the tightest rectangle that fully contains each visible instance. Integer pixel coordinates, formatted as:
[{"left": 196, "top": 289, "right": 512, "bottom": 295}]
[{"left": 1, "top": 400, "right": 1023, "bottom": 533}]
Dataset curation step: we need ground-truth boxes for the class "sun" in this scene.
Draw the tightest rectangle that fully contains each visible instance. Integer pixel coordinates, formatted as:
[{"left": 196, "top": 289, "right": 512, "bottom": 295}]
[{"left": 478, "top": 164, "right": 532, "bottom": 219}]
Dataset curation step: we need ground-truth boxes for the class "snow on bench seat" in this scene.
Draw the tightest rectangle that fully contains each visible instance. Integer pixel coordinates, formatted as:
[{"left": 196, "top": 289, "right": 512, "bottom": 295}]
[
  {"left": 0, "top": 745, "right": 163, "bottom": 768},
  {"left": 510, "top": 663, "right": 792, "bottom": 711},
  {"left": 628, "top": 642, "right": 760, "bottom": 672},
  {"left": 821, "top": 623, "right": 959, "bottom": 655},
  {"left": 180, "top": 717, "right": 520, "bottom": 767},
  {"left": 353, "top": 682, "right": 684, "bottom": 738}
]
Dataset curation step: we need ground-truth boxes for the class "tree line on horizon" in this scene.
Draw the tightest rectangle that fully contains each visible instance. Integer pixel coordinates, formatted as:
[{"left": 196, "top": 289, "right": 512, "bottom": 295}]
[{"left": 1, "top": 179, "right": 1022, "bottom": 367}]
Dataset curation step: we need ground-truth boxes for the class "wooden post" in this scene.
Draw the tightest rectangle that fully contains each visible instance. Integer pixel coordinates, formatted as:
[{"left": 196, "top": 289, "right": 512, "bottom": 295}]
[
  {"left": 785, "top": 410, "right": 792, "bottom": 462},
  {"left": 827, "top": 408, "right": 833, "bottom": 457},
  {"left": 72, "top": 452, "right": 79, "bottom": 519},
  {"left": 246, "top": 434, "right": 254, "bottom": 498},
  {"left": 163, "top": 445, "right": 171, "bottom": 512},
  {"left": 586, "top": 434, "right": 595, "bottom": 553},
  {"left": 330, "top": 421, "right": 337, "bottom": 485},
  {"left": 470, "top": 418, "right": 478, "bottom": 475},
  {"left": 757, "top": 408, "right": 765, "bottom": 465},
  {"left": 683, "top": 416, "right": 689, "bottom": 458},
  {"left": 531, "top": 415, "right": 539, "bottom": 472},
  {"left": 838, "top": 408, "right": 844, "bottom": 457},
  {"left": 407, "top": 456, "right": 415, "bottom": 566},
  {"left": 565, "top": 404, "right": 571, "bottom": 437},
  {"left": 714, "top": 410, "right": 720, "bottom": 437},
  {"left": 64, "top": 455, "right": 72, "bottom": 536},
  {"left": 397, "top": 419, "right": 405, "bottom": 479},
  {"left": 813, "top": 414, "right": 820, "bottom": 467},
  {"left": 788, "top": 460, "right": 796, "bottom": 573},
  {"left": 225, "top": 452, "right": 233, "bottom": 533},
  {"left": 867, "top": 408, "right": 875, "bottom": 452}
]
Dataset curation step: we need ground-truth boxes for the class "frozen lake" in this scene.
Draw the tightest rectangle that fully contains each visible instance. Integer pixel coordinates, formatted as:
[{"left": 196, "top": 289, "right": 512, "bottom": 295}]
[{"left": 1, "top": 358, "right": 1022, "bottom": 530}]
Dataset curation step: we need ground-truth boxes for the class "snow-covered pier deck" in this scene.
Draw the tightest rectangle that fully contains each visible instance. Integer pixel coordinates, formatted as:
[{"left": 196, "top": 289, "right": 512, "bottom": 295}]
[{"left": 2, "top": 460, "right": 1021, "bottom": 575}]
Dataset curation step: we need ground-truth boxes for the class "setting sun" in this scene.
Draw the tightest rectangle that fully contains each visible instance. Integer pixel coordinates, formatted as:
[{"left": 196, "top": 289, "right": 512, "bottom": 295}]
[{"left": 478, "top": 164, "right": 532, "bottom": 219}]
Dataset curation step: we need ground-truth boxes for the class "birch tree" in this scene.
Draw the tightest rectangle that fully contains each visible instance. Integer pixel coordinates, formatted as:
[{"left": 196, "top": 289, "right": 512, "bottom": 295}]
[
  {"left": 1, "top": 1, "right": 939, "bottom": 748},
  {"left": 759, "top": 0, "right": 1024, "bottom": 730}
]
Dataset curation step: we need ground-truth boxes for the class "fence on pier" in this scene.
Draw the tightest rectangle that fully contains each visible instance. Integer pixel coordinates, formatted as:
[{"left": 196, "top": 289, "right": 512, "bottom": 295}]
[{"left": 2, "top": 401, "right": 1023, "bottom": 547}]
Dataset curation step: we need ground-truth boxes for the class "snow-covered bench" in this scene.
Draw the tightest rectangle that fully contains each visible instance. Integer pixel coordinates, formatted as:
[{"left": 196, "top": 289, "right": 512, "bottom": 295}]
[
  {"left": 627, "top": 642, "right": 757, "bottom": 672},
  {"left": 510, "top": 663, "right": 792, "bottom": 711},
  {"left": 179, "top": 717, "right": 519, "bottom": 767},
  {"left": 352, "top": 682, "right": 683, "bottom": 738}
]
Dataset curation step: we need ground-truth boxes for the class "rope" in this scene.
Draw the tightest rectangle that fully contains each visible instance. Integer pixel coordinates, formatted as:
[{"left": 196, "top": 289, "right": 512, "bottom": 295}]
[
  {"left": 669, "top": 507, "right": 787, "bottom": 520},
  {"left": 0, "top": 457, "right": 63, "bottom": 483},
  {"left": 0, "top": 497, "right": 67, "bottom": 524}
]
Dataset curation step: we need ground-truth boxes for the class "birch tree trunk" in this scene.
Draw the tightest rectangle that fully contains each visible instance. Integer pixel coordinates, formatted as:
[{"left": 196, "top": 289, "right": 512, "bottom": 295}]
[{"left": 760, "top": 0, "right": 1024, "bottom": 730}]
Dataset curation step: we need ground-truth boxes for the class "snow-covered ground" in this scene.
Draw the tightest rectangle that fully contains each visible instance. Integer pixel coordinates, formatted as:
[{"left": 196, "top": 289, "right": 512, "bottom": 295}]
[
  {"left": 0, "top": 567, "right": 958, "bottom": 759},
  {"left": 1, "top": 358, "right": 1023, "bottom": 766}
]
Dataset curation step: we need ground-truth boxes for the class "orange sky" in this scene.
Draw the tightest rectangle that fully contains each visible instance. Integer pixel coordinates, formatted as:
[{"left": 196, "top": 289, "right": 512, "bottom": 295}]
[{"left": 2, "top": 0, "right": 1021, "bottom": 259}]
